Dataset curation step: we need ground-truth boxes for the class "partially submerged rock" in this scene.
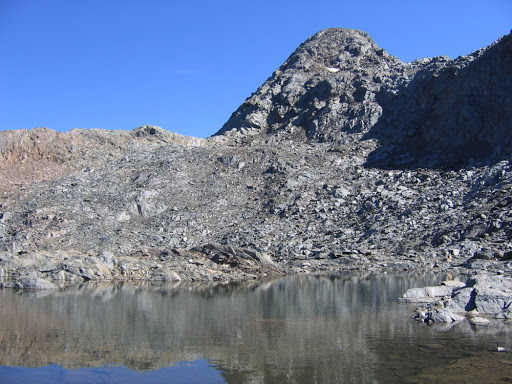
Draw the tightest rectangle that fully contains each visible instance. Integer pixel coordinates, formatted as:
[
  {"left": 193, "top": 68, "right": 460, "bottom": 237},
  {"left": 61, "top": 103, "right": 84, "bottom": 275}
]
[
  {"left": 445, "top": 287, "right": 475, "bottom": 312},
  {"left": 402, "top": 273, "right": 512, "bottom": 325},
  {"left": 469, "top": 316, "right": 490, "bottom": 325},
  {"left": 427, "top": 308, "right": 465, "bottom": 323},
  {"left": 399, "top": 285, "right": 453, "bottom": 303},
  {"left": 15, "top": 277, "right": 58, "bottom": 290}
]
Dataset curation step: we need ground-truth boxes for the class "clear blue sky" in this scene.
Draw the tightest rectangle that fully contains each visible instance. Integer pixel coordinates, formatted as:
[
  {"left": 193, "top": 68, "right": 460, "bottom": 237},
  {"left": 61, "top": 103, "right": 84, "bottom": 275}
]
[{"left": 1, "top": 0, "right": 510, "bottom": 138}]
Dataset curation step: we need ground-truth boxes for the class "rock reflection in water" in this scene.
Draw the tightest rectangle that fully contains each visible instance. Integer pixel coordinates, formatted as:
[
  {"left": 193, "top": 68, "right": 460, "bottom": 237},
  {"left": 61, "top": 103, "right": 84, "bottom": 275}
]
[{"left": 0, "top": 273, "right": 510, "bottom": 383}]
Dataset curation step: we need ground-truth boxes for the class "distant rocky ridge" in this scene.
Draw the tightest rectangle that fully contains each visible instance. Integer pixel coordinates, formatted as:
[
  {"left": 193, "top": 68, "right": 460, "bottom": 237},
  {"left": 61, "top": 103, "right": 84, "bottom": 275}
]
[
  {"left": 1, "top": 28, "right": 512, "bottom": 292},
  {"left": 0, "top": 126, "right": 203, "bottom": 202}
]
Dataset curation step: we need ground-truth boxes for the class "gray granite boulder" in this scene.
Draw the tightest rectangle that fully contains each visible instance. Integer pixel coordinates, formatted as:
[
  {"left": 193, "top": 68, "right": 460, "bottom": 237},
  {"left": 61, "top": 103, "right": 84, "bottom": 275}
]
[
  {"left": 15, "top": 277, "right": 58, "bottom": 290},
  {"left": 399, "top": 286, "right": 453, "bottom": 303},
  {"left": 427, "top": 308, "right": 465, "bottom": 323},
  {"left": 474, "top": 287, "right": 512, "bottom": 313},
  {"left": 445, "top": 287, "right": 476, "bottom": 313}
]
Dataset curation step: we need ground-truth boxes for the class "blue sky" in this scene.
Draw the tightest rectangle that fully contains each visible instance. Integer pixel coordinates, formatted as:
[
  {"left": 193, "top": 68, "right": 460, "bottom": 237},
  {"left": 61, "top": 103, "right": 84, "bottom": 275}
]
[{"left": 1, "top": 0, "right": 510, "bottom": 138}]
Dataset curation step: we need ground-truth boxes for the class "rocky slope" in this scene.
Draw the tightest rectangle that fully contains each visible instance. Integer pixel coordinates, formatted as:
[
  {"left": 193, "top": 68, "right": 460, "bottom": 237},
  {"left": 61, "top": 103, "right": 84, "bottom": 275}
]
[
  {"left": 0, "top": 126, "right": 203, "bottom": 203},
  {"left": 0, "top": 28, "right": 511, "bottom": 290}
]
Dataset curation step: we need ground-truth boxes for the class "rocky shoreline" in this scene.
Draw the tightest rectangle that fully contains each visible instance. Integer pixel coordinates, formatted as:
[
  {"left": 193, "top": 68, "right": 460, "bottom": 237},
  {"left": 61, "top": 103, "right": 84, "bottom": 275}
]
[
  {"left": 0, "top": 244, "right": 510, "bottom": 290},
  {"left": 1, "top": 132, "right": 511, "bottom": 290}
]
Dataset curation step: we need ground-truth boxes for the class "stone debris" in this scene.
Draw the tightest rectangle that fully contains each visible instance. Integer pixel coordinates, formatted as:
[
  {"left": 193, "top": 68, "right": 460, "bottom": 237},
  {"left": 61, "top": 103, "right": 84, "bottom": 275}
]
[{"left": 468, "top": 317, "right": 490, "bottom": 325}]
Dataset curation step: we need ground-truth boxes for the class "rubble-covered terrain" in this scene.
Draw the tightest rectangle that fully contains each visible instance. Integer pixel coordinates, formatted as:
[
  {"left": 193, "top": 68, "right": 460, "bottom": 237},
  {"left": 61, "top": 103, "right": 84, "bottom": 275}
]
[{"left": 0, "top": 28, "right": 511, "bottom": 291}]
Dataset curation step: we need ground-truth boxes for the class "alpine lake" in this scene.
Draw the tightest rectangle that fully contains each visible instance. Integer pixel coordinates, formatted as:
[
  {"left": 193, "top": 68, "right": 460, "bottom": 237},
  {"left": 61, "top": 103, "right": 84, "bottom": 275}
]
[{"left": 0, "top": 273, "right": 511, "bottom": 383}]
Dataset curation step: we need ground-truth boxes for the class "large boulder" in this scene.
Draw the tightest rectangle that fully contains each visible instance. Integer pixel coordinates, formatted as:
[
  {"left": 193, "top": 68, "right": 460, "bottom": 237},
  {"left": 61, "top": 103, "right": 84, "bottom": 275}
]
[
  {"left": 15, "top": 277, "right": 58, "bottom": 290},
  {"left": 444, "top": 287, "right": 476, "bottom": 313},
  {"left": 399, "top": 285, "right": 454, "bottom": 303},
  {"left": 474, "top": 287, "right": 512, "bottom": 313}
]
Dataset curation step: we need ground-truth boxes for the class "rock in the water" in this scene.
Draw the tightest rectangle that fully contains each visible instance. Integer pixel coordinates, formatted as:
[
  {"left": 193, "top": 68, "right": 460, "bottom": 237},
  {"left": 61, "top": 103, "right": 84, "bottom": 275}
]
[
  {"left": 408, "top": 275, "right": 512, "bottom": 325},
  {"left": 445, "top": 287, "right": 476, "bottom": 313},
  {"left": 427, "top": 308, "right": 465, "bottom": 323},
  {"left": 474, "top": 287, "right": 512, "bottom": 314},
  {"left": 468, "top": 316, "right": 490, "bottom": 325},
  {"left": 399, "top": 286, "right": 453, "bottom": 303},
  {"left": 15, "top": 277, "right": 58, "bottom": 290}
]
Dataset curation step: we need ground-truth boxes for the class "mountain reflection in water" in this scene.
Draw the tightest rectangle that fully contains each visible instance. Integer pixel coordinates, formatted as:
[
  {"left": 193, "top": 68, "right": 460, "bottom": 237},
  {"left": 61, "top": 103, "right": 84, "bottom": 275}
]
[{"left": 0, "top": 273, "right": 511, "bottom": 383}]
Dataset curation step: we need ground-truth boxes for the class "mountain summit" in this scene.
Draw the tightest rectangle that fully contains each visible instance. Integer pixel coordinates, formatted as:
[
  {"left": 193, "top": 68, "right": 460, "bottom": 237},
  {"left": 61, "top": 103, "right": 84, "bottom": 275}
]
[{"left": 216, "top": 28, "right": 405, "bottom": 142}]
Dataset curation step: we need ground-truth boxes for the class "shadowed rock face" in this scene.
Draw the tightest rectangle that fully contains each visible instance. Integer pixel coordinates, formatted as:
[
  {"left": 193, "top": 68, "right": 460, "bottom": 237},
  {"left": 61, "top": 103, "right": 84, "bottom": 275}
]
[
  {"left": 1, "top": 29, "right": 512, "bottom": 287},
  {"left": 365, "top": 32, "right": 512, "bottom": 168}
]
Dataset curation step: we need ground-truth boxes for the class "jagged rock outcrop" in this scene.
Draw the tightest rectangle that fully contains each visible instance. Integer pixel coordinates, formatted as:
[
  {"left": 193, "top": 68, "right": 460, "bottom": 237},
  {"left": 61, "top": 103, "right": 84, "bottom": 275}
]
[
  {"left": 0, "top": 28, "right": 511, "bottom": 288},
  {"left": 366, "top": 32, "right": 512, "bottom": 168},
  {"left": 405, "top": 275, "right": 512, "bottom": 324}
]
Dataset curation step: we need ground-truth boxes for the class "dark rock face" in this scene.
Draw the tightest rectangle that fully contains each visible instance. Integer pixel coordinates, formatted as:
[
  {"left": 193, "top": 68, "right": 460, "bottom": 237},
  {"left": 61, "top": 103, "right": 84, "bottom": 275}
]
[{"left": 1, "top": 28, "right": 512, "bottom": 288}]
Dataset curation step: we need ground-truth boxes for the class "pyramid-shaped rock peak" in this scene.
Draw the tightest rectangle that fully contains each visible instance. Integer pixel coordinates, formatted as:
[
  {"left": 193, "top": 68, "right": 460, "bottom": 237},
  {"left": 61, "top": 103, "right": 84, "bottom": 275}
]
[{"left": 215, "top": 28, "right": 406, "bottom": 142}]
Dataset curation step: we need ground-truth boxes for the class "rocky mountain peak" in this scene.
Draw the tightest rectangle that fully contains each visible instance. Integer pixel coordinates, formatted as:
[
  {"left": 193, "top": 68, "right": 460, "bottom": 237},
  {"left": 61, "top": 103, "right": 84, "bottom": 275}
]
[
  {"left": 1, "top": 29, "right": 512, "bottom": 292},
  {"left": 282, "top": 28, "right": 388, "bottom": 71},
  {"left": 215, "top": 28, "right": 512, "bottom": 168},
  {"left": 214, "top": 28, "right": 405, "bottom": 142}
]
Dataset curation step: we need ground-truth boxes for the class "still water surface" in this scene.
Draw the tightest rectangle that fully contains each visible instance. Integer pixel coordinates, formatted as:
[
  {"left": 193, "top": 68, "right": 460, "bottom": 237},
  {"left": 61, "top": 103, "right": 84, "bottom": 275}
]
[{"left": 0, "top": 273, "right": 511, "bottom": 383}]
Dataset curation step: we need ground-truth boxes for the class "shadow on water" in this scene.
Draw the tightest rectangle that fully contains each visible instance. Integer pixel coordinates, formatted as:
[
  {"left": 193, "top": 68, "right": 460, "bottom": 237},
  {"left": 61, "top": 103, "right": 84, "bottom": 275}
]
[{"left": 0, "top": 272, "right": 511, "bottom": 383}]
